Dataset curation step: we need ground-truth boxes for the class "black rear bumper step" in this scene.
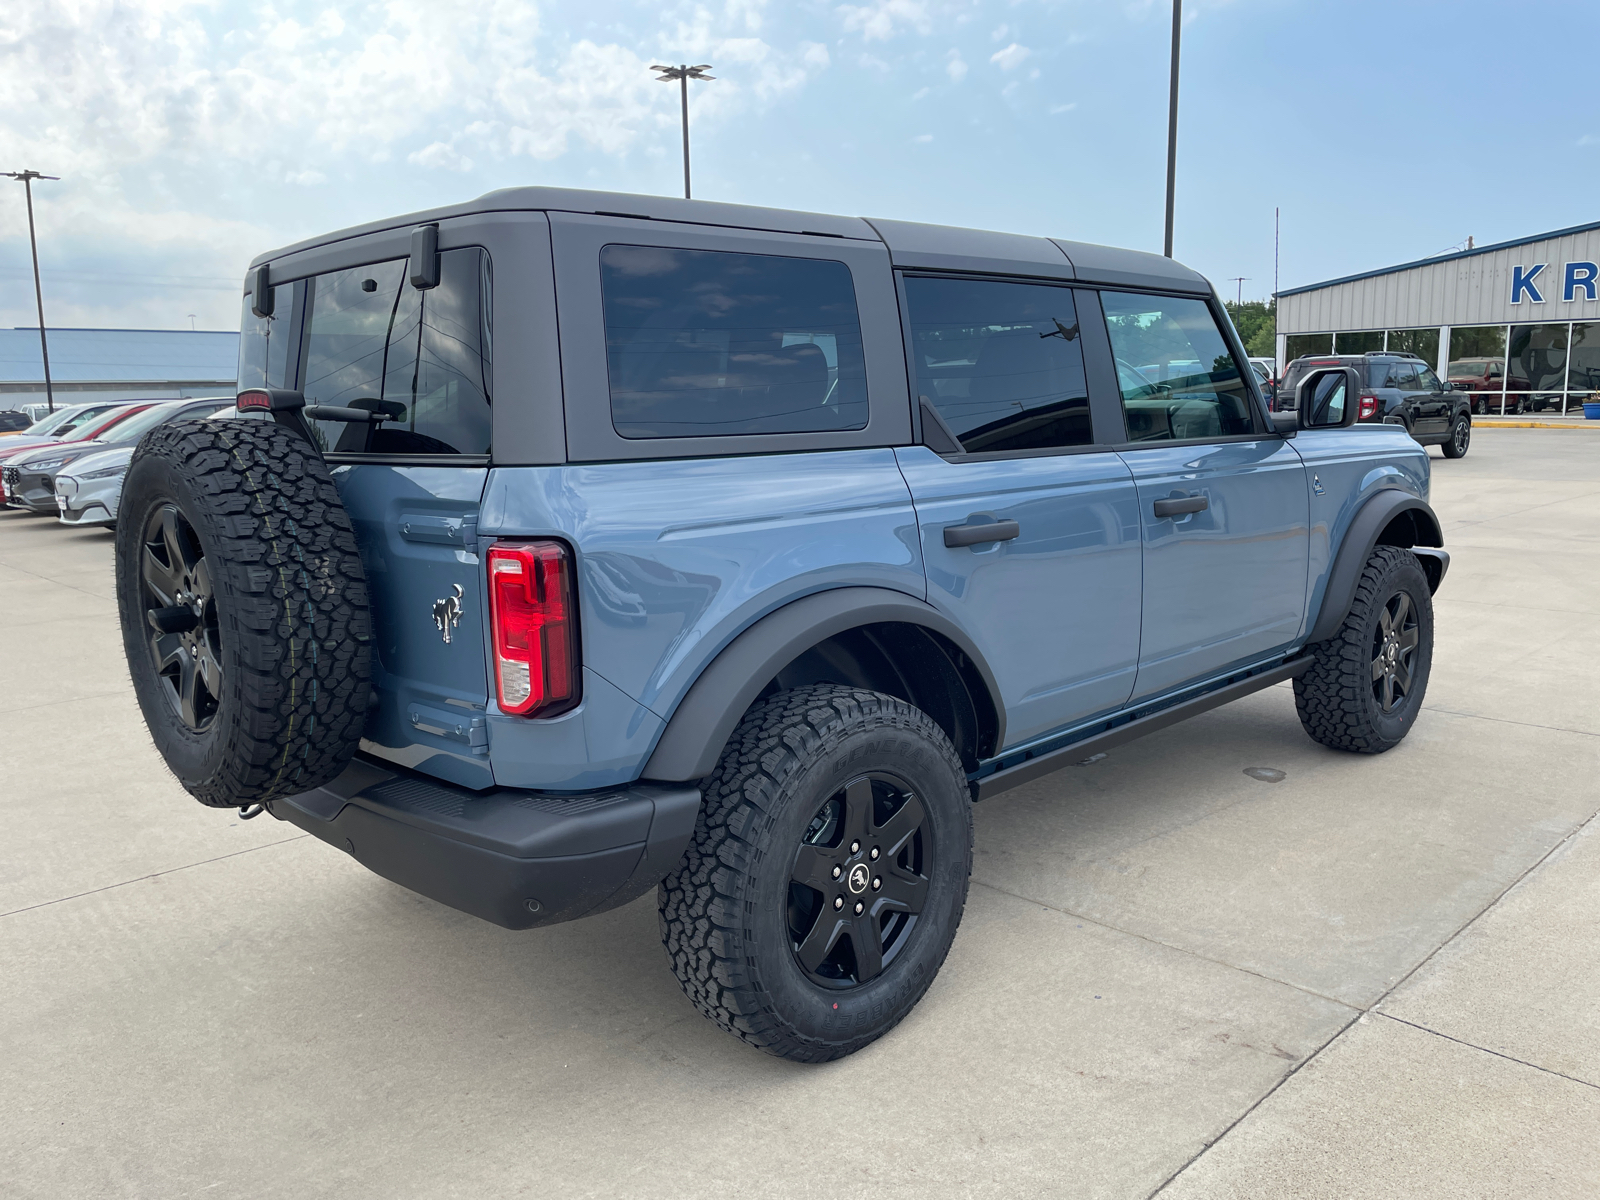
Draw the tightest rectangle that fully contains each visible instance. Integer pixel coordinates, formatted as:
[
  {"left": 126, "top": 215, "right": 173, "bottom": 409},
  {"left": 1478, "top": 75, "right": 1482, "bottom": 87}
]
[
  {"left": 268, "top": 757, "right": 700, "bottom": 929},
  {"left": 975, "top": 656, "right": 1314, "bottom": 801}
]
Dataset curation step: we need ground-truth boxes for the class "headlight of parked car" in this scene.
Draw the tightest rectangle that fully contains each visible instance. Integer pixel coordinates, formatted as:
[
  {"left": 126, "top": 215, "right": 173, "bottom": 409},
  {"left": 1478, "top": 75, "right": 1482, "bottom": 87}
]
[
  {"left": 77, "top": 465, "right": 127, "bottom": 480},
  {"left": 27, "top": 458, "right": 66, "bottom": 472}
]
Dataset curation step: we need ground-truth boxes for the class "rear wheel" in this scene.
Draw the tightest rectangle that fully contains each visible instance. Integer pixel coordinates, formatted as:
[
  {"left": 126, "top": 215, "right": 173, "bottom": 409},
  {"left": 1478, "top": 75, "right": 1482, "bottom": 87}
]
[
  {"left": 1441, "top": 415, "right": 1471, "bottom": 458},
  {"left": 659, "top": 684, "right": 972, "bottom": 1061}
]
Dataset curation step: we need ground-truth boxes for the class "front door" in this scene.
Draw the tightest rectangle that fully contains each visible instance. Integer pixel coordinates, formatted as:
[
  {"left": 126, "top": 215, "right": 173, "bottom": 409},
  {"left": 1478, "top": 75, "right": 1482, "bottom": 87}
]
[
  {"left": 1098, "top": 290, "right": 1310, "bottom": 702},
  {"left": 897, "top": 276, "right": 1143, "bottom": 750}
]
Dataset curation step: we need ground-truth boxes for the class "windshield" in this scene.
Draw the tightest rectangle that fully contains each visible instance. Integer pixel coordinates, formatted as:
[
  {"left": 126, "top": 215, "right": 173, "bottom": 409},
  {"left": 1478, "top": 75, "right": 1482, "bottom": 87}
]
[
  {"left": 101, "top": 402, "right": 188, "bottom": 444},
  {"left": 25, "top": 405, "right": 97, "bottom": 436}
]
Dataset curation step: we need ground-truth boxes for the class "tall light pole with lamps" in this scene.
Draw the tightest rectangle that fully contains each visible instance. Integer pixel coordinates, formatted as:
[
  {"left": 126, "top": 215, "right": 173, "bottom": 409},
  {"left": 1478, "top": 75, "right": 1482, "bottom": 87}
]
[
  {"left": 4, "top": 169, "right": 61, "bottom": 412},
  {"left": 651, "top": 64, "right": 714, "bottom": 199}
]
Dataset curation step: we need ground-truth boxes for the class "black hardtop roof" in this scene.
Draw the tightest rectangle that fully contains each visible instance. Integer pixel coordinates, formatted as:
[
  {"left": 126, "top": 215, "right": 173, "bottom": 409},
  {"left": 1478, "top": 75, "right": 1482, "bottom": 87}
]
[{"left": 250, "top": 186, "right": 1212, "bottom": 294}]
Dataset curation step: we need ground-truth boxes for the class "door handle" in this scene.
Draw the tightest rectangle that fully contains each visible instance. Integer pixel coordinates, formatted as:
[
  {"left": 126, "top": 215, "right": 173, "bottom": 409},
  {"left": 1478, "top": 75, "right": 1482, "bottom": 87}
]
[
  {"left": 1153, "top": 495, "right": 1208, "bottom": 518},
  {"left": 944, "top": 519, "right": 1021, "bottom": 548}
]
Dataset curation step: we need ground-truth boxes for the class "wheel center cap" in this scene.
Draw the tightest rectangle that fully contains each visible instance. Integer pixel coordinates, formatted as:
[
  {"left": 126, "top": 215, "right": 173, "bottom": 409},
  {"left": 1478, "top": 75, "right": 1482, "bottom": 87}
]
[{"left": 847, "top": 863, "right": 870, "bottom": 894}]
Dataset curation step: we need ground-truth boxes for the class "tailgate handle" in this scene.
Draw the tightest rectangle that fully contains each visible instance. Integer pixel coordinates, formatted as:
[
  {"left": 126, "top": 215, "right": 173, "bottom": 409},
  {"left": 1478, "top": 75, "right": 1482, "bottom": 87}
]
[
  {"left": 944, "top": 519, "right": 1021, "bottom": 548},
  {"left": 399, "top": 514, "right": 476, "bottom": 545},
  {"left": 1153, "top": 495, "right": 1208, "bottom": 518}
]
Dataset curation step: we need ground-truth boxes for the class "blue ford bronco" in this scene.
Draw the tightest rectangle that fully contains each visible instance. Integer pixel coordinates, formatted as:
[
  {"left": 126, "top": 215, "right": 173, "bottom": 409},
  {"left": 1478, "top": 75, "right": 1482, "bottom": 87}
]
[{"left": 115, "top": 188, "right": 1448, "bottom": 1061}]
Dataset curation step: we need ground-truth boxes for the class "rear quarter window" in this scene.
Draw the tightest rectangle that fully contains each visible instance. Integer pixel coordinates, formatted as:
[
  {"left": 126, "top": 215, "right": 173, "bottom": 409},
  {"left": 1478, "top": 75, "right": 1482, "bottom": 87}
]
[{"left": 599, "top": 245, "right": 868, "bottom": 439}]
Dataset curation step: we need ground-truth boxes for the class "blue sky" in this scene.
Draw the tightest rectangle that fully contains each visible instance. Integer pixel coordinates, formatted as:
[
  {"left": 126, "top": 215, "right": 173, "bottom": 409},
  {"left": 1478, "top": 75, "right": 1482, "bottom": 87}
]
[{"left": 3, "top": 0, "right": 1597, "bottom": 330}]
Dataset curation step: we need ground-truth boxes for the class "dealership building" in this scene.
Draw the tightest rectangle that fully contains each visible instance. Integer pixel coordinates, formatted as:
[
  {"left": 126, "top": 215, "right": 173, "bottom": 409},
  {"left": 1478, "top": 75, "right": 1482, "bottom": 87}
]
[
  {"left": 0, "top": 328, "right": 238, "bottom": 410},
  {"left": 1275, "top": 220, "right": 1600, "bottom": 414}
]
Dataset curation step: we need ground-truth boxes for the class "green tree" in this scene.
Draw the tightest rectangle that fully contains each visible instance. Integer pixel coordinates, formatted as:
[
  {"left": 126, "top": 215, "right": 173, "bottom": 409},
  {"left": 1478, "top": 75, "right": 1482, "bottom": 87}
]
[{"left": 1225, "top": 299, "right": 1277, "bottom": 358}]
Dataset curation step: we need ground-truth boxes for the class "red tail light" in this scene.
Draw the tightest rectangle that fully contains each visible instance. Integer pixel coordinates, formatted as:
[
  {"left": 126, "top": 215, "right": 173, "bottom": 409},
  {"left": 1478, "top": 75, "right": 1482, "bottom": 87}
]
[
  {"left": 1358, "top": 393, "right": 1380, "bottom": 421},
  {"left": 487, "top": 540, "right": 580, "bottom": 718}
]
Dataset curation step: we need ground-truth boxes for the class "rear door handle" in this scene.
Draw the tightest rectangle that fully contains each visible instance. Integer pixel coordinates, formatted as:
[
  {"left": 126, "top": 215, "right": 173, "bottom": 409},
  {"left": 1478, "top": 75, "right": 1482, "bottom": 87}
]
[
  {"left": 944, "top": 519, "right": 1021, "bottom": 548},
  {"left": 1153, "top": 495, "right": 1208, "bottom": 518}
]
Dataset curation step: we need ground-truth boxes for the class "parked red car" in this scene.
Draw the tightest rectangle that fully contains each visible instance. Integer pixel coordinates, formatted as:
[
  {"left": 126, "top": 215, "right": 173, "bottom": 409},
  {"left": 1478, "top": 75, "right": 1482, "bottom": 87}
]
[
  {"left": 0, "top": 404, "right": 154, "bottom": 503},
  {"left": 1446, "top": 359, "right": 1514, "bottom": 414}
]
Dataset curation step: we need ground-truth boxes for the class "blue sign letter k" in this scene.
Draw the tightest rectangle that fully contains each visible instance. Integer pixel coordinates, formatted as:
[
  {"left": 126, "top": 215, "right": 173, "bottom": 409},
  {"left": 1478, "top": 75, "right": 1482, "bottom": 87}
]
[{"left": 1511, "top": 263, "right": 1546, "bottom": 304}]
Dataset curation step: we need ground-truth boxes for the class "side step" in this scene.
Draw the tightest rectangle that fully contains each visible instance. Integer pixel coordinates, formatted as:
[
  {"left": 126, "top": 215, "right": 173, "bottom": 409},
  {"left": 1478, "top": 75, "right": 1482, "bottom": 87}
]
[{"left": 975, "top": 656, "right": 1313, "bottom": 801}]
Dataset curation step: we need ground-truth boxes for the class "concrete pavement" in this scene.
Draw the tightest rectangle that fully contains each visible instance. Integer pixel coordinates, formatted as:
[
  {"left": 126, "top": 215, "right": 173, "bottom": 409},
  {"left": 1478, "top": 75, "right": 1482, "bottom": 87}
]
[{"left": 2, "top": 430, "right": 1597, "bottom": 1198}]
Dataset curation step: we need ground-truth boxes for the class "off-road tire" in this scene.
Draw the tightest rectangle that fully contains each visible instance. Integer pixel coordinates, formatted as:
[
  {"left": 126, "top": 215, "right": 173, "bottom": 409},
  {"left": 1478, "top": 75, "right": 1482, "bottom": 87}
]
[
  {"left": 659, "top": 684, "right": 973, "bottom": 1062},
  {"left": 115, "top": 420, "right": 371, "bottom": 806},
  {"left": 1441, "top": 415, "right": 1471, "bottom": 458},
  {"left": 1295, "top": 545, "right": 1433, "bottom": 754}
]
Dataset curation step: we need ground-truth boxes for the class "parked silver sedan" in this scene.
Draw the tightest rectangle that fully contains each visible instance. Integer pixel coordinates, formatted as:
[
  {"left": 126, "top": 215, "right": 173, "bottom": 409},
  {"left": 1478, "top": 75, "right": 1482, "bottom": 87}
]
[{"left": 54, "top": 402, "right": 239, "bottom": 527}]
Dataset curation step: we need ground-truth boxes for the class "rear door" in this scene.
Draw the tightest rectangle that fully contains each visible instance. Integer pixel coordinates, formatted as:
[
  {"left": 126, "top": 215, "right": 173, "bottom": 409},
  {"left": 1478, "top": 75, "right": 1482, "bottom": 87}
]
[
  {"left": 1097, "top": 290, "right": 1310, "bottom": 702},
  {"left": 282, "top": 240, "right": 497, "bottom": 788},
  {"left": 1413, "top": 363, "right": 1450, "bottom": 434},
  {"left": 896, "top": 275, "right": 1142, "bottom": 749}
]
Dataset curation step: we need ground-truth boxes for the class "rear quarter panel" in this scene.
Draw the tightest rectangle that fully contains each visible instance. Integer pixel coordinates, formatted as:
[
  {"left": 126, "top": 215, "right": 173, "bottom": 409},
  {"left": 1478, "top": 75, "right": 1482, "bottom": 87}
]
[
  {"left": 1293, "top": 425, "right": 1430, "bottom": 637},
  {"left": 477, "top": 449, "right": 925, "bottom": 789}
]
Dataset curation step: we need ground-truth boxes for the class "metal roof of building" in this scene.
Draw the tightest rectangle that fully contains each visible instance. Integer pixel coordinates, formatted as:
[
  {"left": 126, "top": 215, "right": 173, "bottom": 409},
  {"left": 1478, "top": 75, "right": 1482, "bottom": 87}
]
[
  {"left": 1276, "top": 218, "right": 1600, "bottom": 298},
  {"left": 0, "top": 328, "right": 239, "bottom": 384}
]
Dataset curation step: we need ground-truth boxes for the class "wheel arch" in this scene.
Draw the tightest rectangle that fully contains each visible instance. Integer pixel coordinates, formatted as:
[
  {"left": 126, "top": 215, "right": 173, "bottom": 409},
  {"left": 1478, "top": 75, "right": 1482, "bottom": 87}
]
[
  {"left": 1307, "top": 490, "right": 1444, "bottom": 644},
  {"left": 641, "top": 588, "right": 1004, "bottom": 782}
]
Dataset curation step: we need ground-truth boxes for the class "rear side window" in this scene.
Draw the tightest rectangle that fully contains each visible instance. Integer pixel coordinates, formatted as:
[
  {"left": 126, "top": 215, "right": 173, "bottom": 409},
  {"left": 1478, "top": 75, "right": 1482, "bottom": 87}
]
[
  {"left": 903, "top": 276, "right": 1091, "bottom": 454},
  {"left": 600, "top": 245, "right": 868, "bottom": 439},
  {"left": 284, "top": 248, "right": 492, "bottom": 455},
  {"left": 1100, "top": 292, "right": 1254, "bottom": 442},
  {"left": 1379, "top": 362, "right": 1418, "bottom": 390}
]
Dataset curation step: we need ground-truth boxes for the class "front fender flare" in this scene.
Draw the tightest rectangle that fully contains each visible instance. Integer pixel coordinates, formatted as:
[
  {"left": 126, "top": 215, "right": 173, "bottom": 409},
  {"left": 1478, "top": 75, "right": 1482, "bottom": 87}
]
[
  {"left": 1307, "top": 490, "right": 1443, "bottom": 644},
  {"left": 641, "top": 587, "right": 1005, "bottom": 782}
]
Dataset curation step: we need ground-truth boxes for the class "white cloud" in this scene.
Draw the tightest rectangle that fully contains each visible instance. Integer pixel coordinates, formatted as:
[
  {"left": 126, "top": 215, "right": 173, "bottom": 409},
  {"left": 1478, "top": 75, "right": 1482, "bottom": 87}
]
[
  {"left": 838, "top": 0, "right": 931, "bottom": 41},
  {"left": 946, "top": 52, "right": 968, "bottom": 82},
  {"left": 1050, "top": 102, "right": 1078, "bottom": 115},
  {"left": 912, "top": 133, "right": 933, "bottom": 143},
  {"left": 285, "top": 169, "right": 327, "bottom": 186},
  {"left": 991, "top": 24, "right": 1008, "bottom": 41},
  {"left": 990, "top": 42, "right": 1032, "bottom": 71},
  {"left": 912, "top": 86, "right": 931, "bottom": 100}
]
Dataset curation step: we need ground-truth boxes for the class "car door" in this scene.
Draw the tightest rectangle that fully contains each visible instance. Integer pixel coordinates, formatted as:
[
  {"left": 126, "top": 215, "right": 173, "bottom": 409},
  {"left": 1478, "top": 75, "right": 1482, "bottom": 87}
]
[
  {"left": 1097, "top": 289, "right": 1310, "bottom": 702},
  {"left": 895, "top": 275, "right": 1143, "bottom": 750},
  {"left": 1382, "top": 361, "right": 1423, "bottom": 431},
  {"left": 1413, "top": 364, "right": 1450, "bottom": 435}
]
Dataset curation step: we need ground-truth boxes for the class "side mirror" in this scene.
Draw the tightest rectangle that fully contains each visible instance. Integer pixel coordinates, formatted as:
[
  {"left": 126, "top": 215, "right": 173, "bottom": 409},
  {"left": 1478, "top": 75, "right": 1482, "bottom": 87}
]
[{"left": 1296, "top": 366, "right": 1362, "bottom": 429}]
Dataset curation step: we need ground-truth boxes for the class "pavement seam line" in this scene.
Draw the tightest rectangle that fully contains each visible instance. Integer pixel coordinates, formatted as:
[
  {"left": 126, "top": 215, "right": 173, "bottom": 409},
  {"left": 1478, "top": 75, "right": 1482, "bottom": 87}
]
[
  {"left": 1146, "top": 1011, "right": 1363, "bottom": 1197},
  {"left": 0, "top": 687, "right": 132, "bottom": 717},
  {"left": 1375, "top": 1013, "right": 1600, "bottom": 1093},
  {"left": 1420, "top": 705, "right": 1600, "bottom": 739},
  {"left": 0, "top": 834, "right": 311, "bottom": 919},
  {"left": 0, "top": 556, "right": 116, "bottom": 602},
  {"left": 1148, "top": 803, "right": 1600, "bottom": 1197},
  {"left": 970, "top": 878, "right": 1360, "bottom": 1011}
]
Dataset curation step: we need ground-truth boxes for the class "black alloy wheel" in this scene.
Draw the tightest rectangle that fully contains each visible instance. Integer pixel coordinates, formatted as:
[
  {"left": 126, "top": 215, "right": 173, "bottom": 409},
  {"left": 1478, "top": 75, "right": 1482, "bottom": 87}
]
[
  {"left": 1371, "top": 590, "right": 1420, "bottom": 714},
  {"left": 789, "top": 773, "right": 931, "bottom": 987},
  {"left": 140, "top": 503, "right": 223, "bottom": 731}
]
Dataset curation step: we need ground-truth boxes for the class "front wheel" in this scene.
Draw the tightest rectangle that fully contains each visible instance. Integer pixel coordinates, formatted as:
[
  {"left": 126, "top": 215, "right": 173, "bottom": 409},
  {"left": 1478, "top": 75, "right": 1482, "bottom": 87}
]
[
  {"left": 659, "top": 684, "right": 973, "bottom": 1061},
  {"left": 1441, "top": 415, "right": 1471, "bottom": 458},
  {"left": 1294, "top": 545, "right": 1434, "bottom": 753}
]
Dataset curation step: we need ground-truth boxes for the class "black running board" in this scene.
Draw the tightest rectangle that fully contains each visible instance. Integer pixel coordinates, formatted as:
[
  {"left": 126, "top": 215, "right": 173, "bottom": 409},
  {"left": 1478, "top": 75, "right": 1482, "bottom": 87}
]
[{"left": 974, "top": 656, "right": 1314, "bottom": 802}]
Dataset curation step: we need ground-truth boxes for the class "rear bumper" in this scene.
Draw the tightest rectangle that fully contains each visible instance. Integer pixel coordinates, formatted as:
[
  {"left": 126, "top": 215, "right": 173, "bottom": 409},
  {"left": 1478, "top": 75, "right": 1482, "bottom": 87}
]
[{"left": 268, "top": 756, "right": 701, "bottom": 930}]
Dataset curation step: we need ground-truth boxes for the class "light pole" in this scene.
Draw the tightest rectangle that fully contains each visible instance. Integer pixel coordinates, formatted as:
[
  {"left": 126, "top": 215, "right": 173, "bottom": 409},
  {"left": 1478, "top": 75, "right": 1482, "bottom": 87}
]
[
  {"left": 1229, "top": 277, "right": 1250, "bottom": 306},
  {"left": 651, "top": 63, "right": 714, "bottom": 199},
  {"left": 4, "top": 169, "right": 61, "bottom": 412},
  {"left": 1163, "top": 0, "right": 1181, "bottom": 258}
]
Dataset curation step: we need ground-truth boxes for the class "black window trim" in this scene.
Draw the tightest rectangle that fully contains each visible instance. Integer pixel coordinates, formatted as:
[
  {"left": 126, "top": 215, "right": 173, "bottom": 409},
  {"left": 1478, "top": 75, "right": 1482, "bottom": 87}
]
[
  {"left": 895, "top": 269, "right": 1126, "bottom": 461},
  {"left": 1088, "top": 283, "right": 1277, "bottom": 453}
]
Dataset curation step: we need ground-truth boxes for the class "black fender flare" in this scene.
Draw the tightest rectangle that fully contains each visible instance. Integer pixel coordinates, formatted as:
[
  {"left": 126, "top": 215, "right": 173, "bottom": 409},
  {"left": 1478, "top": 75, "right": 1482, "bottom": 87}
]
[
  {"left": 1307, "top": 490, "right": 1445, "bottom": 644},
  {"left": 641, "top": 587, "right": 1005, "bottom": 782}
]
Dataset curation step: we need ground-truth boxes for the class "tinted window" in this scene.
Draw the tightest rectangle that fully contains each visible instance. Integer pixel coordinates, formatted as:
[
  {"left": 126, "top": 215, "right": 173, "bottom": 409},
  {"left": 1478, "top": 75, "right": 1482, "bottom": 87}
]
[
  {"left": 1100, "top": 292, "right": 1254, "bottom": 442},
  {"left": 904, "top": 276, "right": 1091, "bottom": 453},
  {"left": 1416, "top": 366, "right": 1442, "bottom": 391},
  {"left": 300, "top": 249, "right": 492, "bottom": 455},
  {"left": 238, "top": 283, "right": 297, "bottom": 391},
  {"left": 600, "top": 245, "right": 868, "bottom": 438},
  {"left": 1381, "top": 363, "right": 1418, "bottom": 390}
]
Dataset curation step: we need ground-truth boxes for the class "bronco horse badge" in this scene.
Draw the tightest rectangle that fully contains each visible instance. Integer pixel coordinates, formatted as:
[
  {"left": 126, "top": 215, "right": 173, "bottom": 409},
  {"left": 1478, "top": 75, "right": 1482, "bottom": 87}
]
[{"left": 432, "top": 584, "right": 464, "bottom": 644}]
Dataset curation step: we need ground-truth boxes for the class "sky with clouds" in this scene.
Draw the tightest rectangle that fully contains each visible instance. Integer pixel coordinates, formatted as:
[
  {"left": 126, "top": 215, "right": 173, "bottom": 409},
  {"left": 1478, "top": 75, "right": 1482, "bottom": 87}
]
[{"left": 2, "top": 0, "right": 1597, "bottom": 330}]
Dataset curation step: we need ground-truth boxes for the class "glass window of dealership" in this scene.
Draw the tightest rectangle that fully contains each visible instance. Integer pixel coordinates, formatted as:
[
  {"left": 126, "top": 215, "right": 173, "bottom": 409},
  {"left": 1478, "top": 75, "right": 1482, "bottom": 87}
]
[{"left": 1275, "top": 222, "right": 1600, "bottom": 416}]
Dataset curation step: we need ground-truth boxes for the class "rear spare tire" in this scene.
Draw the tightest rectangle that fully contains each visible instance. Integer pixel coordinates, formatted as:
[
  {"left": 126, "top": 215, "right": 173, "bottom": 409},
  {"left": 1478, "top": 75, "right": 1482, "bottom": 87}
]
[{"left": 115, "top": 419, "right": 372, "bottom": 807}]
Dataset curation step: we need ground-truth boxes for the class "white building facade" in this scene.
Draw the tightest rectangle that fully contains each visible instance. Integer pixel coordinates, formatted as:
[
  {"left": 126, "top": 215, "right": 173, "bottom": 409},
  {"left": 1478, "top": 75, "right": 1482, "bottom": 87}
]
[{"left": 1276, "top": 220, "right": 1600, "bottom": 415}]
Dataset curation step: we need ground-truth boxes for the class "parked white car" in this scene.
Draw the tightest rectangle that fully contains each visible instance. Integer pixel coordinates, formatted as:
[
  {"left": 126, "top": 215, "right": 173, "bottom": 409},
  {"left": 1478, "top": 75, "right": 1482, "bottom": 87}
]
[{"left": 54, "top": 404, "right": 240, "bottom": 527}]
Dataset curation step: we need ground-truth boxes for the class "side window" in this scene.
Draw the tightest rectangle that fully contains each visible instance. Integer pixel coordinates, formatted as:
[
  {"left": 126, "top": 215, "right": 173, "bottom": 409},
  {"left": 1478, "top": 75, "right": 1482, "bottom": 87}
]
[
  {"left": 1099, "top": 292, "right": 1255, "bottom": 442},
  {"left": 300, "top": 249, "right": 492, "bottom": 455},
  {"left": 1416, "top": 366, "right": 1441, "bottom": 391},
  {"left": 1385, "top": 363, "right": 1420, "bottom": 390},
  {"left": 903, "top": 276, "right": 1091, "bottom": 454},
  {"left": 600, "top": 245, "right": 868, "bottom": 438}
]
